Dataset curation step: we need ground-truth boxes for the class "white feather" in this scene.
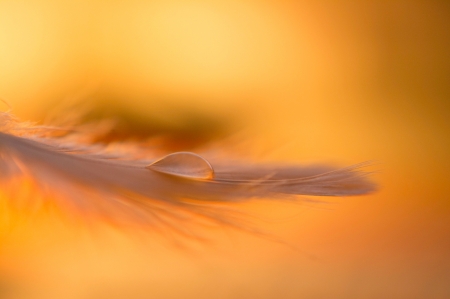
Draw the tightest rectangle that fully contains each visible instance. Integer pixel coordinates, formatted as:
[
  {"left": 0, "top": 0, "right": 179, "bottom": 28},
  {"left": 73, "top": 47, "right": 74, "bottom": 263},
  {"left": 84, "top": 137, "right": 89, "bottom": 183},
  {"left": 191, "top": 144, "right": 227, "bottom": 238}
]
[{"left": 0, "top": 110, "right": 376, "bottom": 232}]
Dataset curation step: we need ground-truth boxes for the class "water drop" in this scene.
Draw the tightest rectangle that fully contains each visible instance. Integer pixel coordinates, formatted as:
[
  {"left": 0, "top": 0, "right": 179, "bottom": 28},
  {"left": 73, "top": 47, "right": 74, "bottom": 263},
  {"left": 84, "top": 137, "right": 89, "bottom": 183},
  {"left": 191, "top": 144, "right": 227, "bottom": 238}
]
[{"left": 147, "top": 152, "right": 214, "bottom": 179}]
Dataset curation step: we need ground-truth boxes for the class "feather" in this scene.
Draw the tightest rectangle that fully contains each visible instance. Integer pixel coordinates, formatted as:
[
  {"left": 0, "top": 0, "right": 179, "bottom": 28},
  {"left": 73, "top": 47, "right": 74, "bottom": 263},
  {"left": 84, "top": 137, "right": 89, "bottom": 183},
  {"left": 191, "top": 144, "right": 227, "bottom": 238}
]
[{"left": 0, "top": 109, "right": 376, "bottom": 233}]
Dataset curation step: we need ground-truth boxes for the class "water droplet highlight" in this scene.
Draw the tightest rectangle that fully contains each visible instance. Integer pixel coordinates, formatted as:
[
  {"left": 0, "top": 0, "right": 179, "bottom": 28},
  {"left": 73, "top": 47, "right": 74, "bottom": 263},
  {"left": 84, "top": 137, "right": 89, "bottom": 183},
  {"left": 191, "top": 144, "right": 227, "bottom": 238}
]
[{"left": 147, "top": 152, "right": 214, "bottom": 179}]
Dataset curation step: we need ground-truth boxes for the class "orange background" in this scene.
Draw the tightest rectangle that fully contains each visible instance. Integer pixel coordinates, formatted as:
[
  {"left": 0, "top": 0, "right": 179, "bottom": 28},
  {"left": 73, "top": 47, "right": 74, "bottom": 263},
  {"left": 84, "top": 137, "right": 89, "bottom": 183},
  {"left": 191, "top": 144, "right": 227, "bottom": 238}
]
[{"left": 0, "top": 1, "right": 449, "bottom": 298}]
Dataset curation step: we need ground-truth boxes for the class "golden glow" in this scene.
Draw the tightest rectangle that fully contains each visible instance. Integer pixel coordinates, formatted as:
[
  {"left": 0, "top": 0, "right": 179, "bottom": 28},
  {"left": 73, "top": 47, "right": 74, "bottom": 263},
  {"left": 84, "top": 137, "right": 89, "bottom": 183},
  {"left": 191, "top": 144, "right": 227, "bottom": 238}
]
[{"left": 0, "top": 0, "right": 449, "bottom": 298}]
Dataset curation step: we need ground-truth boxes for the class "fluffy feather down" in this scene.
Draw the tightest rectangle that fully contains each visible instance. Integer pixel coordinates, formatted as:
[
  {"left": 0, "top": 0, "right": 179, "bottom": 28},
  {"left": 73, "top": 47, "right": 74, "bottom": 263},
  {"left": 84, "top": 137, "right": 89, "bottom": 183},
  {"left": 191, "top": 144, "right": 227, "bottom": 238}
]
[{"left": 0, "top": 109, "right": 376, "bottom": 232}]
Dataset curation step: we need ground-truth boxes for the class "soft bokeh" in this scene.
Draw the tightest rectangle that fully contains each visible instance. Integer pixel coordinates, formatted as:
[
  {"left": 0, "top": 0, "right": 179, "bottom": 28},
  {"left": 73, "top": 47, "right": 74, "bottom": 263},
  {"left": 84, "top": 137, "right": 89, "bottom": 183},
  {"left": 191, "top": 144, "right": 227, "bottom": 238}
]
[{"left": 0, "top": 0, "right": 449, "bottom": 298}]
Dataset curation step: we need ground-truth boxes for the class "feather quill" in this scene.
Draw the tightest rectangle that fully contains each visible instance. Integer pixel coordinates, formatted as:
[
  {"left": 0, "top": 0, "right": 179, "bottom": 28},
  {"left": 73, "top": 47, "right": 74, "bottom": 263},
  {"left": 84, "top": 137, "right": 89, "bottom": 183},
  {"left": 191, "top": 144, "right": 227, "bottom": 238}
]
[{"left": 0, "top": 109, "right": 376, "bottom": 232}]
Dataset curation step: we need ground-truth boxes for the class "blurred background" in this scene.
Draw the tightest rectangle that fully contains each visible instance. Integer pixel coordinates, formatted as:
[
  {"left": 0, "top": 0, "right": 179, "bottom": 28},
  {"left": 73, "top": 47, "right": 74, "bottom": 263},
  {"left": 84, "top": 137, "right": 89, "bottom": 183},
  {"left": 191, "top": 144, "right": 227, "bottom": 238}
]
[{"left": 0, "top": 0, "right": 449, "bottom": 298}]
